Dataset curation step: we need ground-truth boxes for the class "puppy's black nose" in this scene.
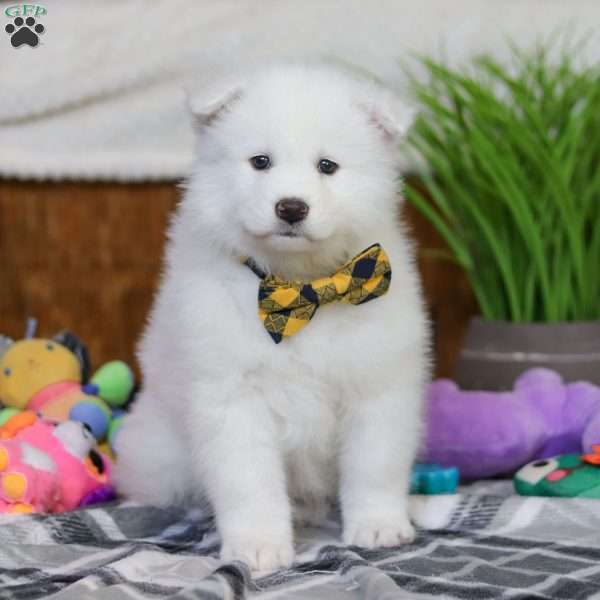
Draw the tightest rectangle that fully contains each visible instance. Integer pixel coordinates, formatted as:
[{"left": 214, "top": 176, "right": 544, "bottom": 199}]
[{"left": 275, "top": 198, "right": 309, "bottom": 224}]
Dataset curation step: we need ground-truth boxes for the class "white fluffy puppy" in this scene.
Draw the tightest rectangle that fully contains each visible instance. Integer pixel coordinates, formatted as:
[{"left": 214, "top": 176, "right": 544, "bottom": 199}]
[{"left": 115, "top": 64, "right": 429, "bottom": 571}]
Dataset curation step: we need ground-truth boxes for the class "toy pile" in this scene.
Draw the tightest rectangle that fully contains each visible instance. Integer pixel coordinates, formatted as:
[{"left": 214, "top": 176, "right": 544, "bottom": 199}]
[
  {"left": 422, "top": 367, "right": 600, "bottom": 498},
  {"left": 4, "top": 318, "right": 599, "bottom": 512},
  {"left": 0, "top": 320, "right": 134, "bottom": 514}
]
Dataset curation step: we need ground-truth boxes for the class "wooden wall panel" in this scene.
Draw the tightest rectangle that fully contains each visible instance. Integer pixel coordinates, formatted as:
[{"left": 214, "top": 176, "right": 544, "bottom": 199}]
[
  {"left": 0, "top": 181, "right": 176, "bottom": 377},
  {"left": 0, "top": 180, "right": 476, "bottom": 378},
  {"left": 404, "top": 193, "right": 478, "bottom": 377}
]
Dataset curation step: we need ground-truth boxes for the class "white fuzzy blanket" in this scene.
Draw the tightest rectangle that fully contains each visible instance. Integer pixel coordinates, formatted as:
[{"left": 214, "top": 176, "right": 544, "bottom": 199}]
[{"left": 1, "top": 0, "right": 599, "bottom": 182}]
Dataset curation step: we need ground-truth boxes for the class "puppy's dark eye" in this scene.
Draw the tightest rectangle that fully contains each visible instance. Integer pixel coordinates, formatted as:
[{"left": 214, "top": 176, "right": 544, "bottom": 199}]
[
  {"left": 249, "top": 155, "right": 271, "bottom": 170},
  {"left": 317, "top": 158, "right": 338, "bottom": 175}
]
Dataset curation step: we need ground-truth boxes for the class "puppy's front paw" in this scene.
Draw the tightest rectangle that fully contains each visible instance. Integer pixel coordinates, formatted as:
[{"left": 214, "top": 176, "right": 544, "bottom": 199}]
[
  {"left": 220, "top": 533, "right": 294, "bottom": 572},
  {"left": 343, "top": 513, "right": 415, "bottom": 548}
]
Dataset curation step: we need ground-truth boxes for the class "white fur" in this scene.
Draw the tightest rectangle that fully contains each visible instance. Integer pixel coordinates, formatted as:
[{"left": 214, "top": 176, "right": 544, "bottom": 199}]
[{"left": 115, "top": 64, "right": 430, "bottom": 572}]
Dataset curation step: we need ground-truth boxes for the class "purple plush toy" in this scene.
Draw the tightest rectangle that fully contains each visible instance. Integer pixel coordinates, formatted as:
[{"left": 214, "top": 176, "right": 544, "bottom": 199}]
[{"left": 422, "top": 368, "right": 600, "bottom": 480}]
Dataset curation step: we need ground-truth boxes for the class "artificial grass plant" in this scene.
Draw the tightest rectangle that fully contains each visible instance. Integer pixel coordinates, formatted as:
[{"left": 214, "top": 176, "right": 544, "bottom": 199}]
[{"left": 405, "top": 43, "right": 600, "bottom": 322}]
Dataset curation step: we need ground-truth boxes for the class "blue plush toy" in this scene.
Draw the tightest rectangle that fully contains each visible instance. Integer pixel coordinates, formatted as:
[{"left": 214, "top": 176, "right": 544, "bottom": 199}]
[{"left": 411, "top": 463, "right": 459, "bottom": 494}]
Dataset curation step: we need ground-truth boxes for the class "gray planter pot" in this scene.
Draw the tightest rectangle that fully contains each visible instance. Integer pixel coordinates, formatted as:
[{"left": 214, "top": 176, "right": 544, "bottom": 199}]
[{"left": 454, "top": 317, "right": 600, "bottom": 390}]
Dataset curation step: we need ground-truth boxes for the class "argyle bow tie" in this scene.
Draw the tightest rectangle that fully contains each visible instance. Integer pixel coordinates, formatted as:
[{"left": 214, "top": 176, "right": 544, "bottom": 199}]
[{"left": 244, "top": 243, "right": 392, "bottom": 344}]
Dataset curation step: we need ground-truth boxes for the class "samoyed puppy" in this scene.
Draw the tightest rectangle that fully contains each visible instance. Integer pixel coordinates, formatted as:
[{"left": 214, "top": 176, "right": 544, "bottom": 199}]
[{"left": 115, "top": 63, "right": 429, "bottom": 571}]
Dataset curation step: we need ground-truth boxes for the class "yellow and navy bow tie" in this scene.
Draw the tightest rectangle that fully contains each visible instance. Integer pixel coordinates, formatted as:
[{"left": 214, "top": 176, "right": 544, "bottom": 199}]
[{"left": 244, "top": 244, "right": 392, "bottom": 344}]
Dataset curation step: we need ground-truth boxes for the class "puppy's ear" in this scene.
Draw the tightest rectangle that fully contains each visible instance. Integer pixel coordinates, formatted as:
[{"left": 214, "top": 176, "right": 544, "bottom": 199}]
[
  {"left": 186, "top": 79, "right": 244, "bottom": 129},
  {"left": 358, "top": 87, "right": 416, "bottom": 142}
]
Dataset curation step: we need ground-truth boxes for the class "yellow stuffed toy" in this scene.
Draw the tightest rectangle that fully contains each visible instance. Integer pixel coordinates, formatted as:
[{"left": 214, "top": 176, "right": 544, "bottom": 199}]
[
  {"left": 0, "top": 326, "right": 133, "bottom": 446},
  {"left": 0, "top": 339, "right": 81, "bottom": 410}
]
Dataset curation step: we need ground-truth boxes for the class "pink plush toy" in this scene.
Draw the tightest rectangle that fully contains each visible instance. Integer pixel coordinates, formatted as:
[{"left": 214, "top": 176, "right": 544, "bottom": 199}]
[
  {"left": 0, "top": 411, "right": 114, "bottom": 514},
  {"left": 422, "top": 368, "right": 600, "bottom": 480}
]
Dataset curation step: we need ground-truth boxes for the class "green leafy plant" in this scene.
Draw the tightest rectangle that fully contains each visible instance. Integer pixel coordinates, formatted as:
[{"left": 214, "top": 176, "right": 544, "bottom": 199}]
[{"left": 405, "top": 44, "right": 600, "bottom": 322}]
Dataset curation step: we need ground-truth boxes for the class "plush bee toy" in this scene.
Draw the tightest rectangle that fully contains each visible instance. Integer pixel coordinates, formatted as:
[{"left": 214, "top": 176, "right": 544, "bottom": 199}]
[{"left": 0, "top": 321, "right": 132, "bottom": 448}]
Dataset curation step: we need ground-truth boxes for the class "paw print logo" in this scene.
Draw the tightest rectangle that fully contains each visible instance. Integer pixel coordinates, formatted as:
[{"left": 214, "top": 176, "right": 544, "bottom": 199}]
[{"left": 5, "top": 16, "right": 45, "bottom": 48}]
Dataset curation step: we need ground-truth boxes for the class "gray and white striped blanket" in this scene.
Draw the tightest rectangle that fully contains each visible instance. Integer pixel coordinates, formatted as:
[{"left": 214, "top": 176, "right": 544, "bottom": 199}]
[{"left": 2, "top": 481, "right": 600, "bottom": 599}]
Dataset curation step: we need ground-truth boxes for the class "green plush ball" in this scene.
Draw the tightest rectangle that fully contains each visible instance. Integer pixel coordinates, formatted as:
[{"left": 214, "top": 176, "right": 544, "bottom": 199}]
[
  {"left": 90, "top": 361, "right": 134, "bottom": 407},
  {"left": 0, "top": 407, "right": 20, "bottom": 426}
]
